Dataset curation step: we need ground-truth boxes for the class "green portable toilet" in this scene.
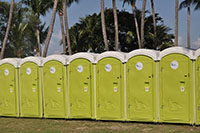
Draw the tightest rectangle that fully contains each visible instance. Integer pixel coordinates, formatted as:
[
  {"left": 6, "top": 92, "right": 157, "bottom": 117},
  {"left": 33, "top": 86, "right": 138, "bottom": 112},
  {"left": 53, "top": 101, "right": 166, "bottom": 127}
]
[
  {"left": 67, "top": 53, "right": 95, "bottom": 119},
  {"left": 194, "top": 49, "right": 200, "bottom": 125},
  {"left": 158, "top": 47, "right": 194, "bottom": 124},
  {"left": 125, "top": 49, "right": 158, "bottom": 122},
  {"left": 42, "top": 55, "right": 68, "bottom": 118},
  {"left": 95, "top": 52, "right": 125, "bottom": 121},
  {"left": 0, "top": 58, "right": 20, "bottom": 117},
  {"left": 19, "top": 57, "right": 43, "bottom": 117}
]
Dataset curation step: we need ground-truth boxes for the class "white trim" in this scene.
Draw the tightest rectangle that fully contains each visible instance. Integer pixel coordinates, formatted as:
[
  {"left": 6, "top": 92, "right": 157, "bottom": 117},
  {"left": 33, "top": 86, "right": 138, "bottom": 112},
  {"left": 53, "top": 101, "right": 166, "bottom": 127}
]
[
  {"left": 42, "top": 55, "right": 68, "bottom": 66},
  {"left": 194, "top": 49, "right": 200, "bottom": 60},
  {"left": 158, "top": 47, "right": 195, "bottom": 60},
  {"left": 94, "top": 65, "right": 96, "bottom": 119},
  {"left": 125, "top": 49, "right": 158, "bottom": 62},
  {"left": 156, "top": 62, "right": 160, "bottom": 121},
  {"left": 193, "top": 61, "right": 196, "bottom": 124},
  {"left": 124, "top": 64, "right": 127, "bottom": 120},
  {"left": 19, "top": 57, "right": 43, "bottom": 67},
  {"left": 95, "top": 51, "right": 126, "bottom": 63},
  {"left": 67, "top": 53, "right": 95, "bottom": 64},
  {"left": 0, "top": 58, "right": 21, "bottom": 68}
]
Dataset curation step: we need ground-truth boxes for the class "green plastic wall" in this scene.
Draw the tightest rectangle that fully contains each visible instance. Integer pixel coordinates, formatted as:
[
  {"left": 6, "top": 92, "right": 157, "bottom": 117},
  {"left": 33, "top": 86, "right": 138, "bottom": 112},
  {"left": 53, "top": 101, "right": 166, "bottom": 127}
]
[
  {"left": 159, "top": 54, "right": 194, "bottom": 124},
  {"left": 68, "top": 59, "right": 94, "bottom": 119},
  {"left": 195, "top": 57, "right": 200, "bottom": 125},
  {"left": 96, "top": 57, "right": 125, "bottom": 121},
  {"left": 42, "top": 60, "right": 67, "bottom": 118},
  {"left": 0, "top": 63, "right": 19, "bottom": 117},
  {"left": 126, "top": 55, "right": 157, "bottom": 122},
  {"left": 19, "top": 62, "right": 43, "bottom": 117}
]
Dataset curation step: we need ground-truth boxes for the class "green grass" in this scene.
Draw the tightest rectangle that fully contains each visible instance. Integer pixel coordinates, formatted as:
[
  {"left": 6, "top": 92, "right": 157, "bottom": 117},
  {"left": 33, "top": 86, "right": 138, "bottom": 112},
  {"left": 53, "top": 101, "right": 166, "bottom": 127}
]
[{"left": 0, "top": 118, "right": 200, "bottom": 133}]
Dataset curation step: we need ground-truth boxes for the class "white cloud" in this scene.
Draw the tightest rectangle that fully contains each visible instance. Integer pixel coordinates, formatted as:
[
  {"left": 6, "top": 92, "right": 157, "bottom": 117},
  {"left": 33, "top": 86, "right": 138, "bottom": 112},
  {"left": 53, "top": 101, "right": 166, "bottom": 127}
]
[{"left": 192, "top": 37, "right": 200, "bottom": 49}]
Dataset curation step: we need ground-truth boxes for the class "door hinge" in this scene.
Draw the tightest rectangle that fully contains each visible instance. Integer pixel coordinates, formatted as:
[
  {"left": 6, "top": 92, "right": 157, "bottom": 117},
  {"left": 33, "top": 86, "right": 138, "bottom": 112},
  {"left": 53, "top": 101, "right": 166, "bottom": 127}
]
[
  {"left": 197, "top": 66, "right": 200, "bottom": 71},
  {"left": 161, "top": 105, "right": 164, "bottom": 109},
  {"left": 152, "top": 74, "right": 154, "bottom": 78},
  {"left": 198, "top": 106, "right": 200, "bottom": 110},
  {"left": 128, "top": 104, "right": 131, "bottom": 108},
  {"left": 98, "top": 104, "right": 100, "bottom": 108},
  {"left": 120, "top": 75, "right": 122, "bottom": 78},
  {"left": 97, "top": 70, "right": 99, "bottom": 74},
  {"left": 90, "top": 75, "right": 92, "bottom": 79},
  {"left": 188, "top": 73, "right": 190, "bottom": 77},
  {"left": 127, "top": 69, "right": 130, "bottom": 72}
]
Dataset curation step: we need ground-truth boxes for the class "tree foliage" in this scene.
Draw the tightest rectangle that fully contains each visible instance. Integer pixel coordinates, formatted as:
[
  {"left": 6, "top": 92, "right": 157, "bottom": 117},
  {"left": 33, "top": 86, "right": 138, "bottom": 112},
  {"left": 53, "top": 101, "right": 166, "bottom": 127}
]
[
  {"left": 0, "top": 1, "right": 48, "bottom": 58},
  {"left": 68, "top": 9, "right": 174, "bottom": 53}
]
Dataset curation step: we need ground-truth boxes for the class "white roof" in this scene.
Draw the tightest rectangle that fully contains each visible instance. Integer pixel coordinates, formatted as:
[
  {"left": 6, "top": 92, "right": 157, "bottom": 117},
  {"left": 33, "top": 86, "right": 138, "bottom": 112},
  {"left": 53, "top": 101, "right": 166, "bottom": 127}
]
[
  {"left": 19, "top": 57, "right": 43, "bottom": 67},
  {"left": 158, "top": 47, "right": 195, "bottom": 60},
  {"left": 194, "top": 49, "right": 200, "bottom": 59},
  {"left": 42, "top": 55, "right": 68, "bottom": 66},
  {"left": 95, "top": 51, "right": 126, "bottom": 63},
  {"left": 125, "top": 49, "right": 158, "bottom": 62},
  {"left": 67, "top": 52, "right": 95, "bottom": 64},
  {"left": 0, "top": 58, "right": 21, "bottom": 68}
]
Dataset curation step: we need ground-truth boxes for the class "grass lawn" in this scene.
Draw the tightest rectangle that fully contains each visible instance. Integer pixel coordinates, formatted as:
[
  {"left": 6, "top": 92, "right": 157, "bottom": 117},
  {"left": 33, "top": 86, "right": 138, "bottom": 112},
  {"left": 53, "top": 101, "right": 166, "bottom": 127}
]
[{"left": 0, "top": 118, "right": 200, "bottom": 133}]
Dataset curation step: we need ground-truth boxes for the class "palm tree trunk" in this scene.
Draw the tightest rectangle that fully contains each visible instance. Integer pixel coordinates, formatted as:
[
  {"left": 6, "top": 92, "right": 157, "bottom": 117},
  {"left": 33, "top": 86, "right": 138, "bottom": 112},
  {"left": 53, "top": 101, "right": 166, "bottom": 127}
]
[
  {"left": 187, "top": 2, "right": 191, "bottom": 48},
  {"left": 36, "top": 14, "right": 41, "bottom": 56},
  {"left": 175, "top": 0, "right": 179, "bottom": 46},
  {"left": 112, "top": 0, "right": 119, "bottom": 51},
  {"left": 151, "top": 0, "right": 157, "bottom": 48},
  {"left": 101, "top": 0, "right": 109, "bottom": 51},
  {"left": 43, "top": 0, "right": 58, "bottom": 57},
  {"left": 132, "top": 3, "right": 141, "bottom": 49},
  {"left": 36, "top": 29, "right": 41, "bottom": 56},
  {"left": 63, "top": 0, "right": 72, "bottom": 55},
  {"left": 141, "top": 0, "right": 146, "bottom": 48},
  {"left": 59, "top": 11, "right": 67, "bottom": 54},
  {"left": 17, "top": 48, "right": 21, "bottom": 58},
  {"left": 0, "top": 0, "right": 14, "bottom": 59}
]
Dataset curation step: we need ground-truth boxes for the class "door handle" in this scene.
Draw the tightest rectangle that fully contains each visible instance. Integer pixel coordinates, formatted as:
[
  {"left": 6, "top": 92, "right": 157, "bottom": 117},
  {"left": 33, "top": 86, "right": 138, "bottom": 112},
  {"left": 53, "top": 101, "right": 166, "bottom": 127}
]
[
  {"left": 113, "top": 82, "right": 118, "bottom": 93},
  {"left": 84, "top": 83, "right": 88, "bottom": 92}
]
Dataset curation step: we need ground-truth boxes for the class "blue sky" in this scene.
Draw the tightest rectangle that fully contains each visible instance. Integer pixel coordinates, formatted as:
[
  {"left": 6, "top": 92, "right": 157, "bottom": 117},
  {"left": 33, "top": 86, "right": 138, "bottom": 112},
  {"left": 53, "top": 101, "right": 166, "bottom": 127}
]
[{"left": 6, "top": 0, "right": 200, "bottom": 55}]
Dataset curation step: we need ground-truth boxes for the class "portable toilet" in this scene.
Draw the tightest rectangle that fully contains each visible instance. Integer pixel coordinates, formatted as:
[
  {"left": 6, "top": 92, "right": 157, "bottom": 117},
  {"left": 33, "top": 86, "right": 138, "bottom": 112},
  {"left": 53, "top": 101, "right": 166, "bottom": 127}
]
[
  {"left": 42, "top": 55, "right": 68, "bottom": 118},
  {"left": 18, "top": 57, "right": 43, "bottom": 118},
  {"left": 0, "top": 58, "right": 20, "bottom": 117},
  {"left": 158, "top": 47, "right": 194, "bottom": 124},
  {"left": 95, "top": 51, "right": 125, "bottom": 121},
  {"left": 194, "top": 49, "right": 200, "bottom": 125},
  {"left": 67, "top": 53, "right": 95, "bottom": 119},
  {"left": 125, "top": 49, "right": 158, "bottom": 122}
]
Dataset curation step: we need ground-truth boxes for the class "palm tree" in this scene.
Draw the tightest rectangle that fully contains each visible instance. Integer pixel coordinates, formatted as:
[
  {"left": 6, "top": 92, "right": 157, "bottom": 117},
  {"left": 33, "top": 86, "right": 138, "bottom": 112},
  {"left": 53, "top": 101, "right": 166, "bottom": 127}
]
[
  {"left": 43, "top": 0, "right": 58, "bottom": 57},
  {"left": 179, "top": 0, "right": 192, "bottom": 48},
  {"left": 21, "top": 0, "right": 51, "bottom": 56},
  {"left": 112, "top": 0, "right": 119, "bottom": 51},
  {"left": 150, "top": 0, "right": 157, "bottom": 48},
  {"left": 101, "top": 0, "right": 109, "bottom": 51},
  {"left": 58, "top": 7, "right": 67, "bottom": 54},
  {"left": 63, "top": 0, "right": 71, "bottom": 55},
  {"left": 122, "top": 0, "right": 141, "bottom": 48},
  {"left": 175, "top": 0, "right": 179, "bottom": 46},
  {"left": 141, "top": 0, "right": 146, "bottom": 48},
  {"left": 0, "top": 0, "right": 14, "bottom": 59},
  {"left": 63, "top": 0, "right": 79, "bottom": 55}
]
